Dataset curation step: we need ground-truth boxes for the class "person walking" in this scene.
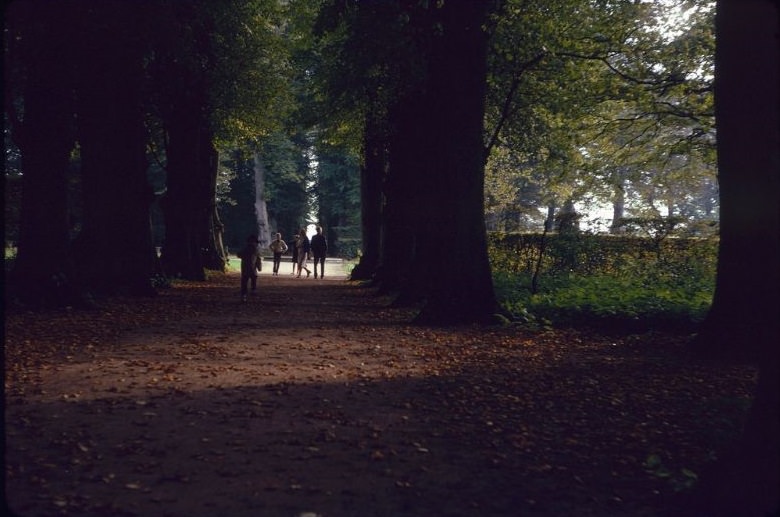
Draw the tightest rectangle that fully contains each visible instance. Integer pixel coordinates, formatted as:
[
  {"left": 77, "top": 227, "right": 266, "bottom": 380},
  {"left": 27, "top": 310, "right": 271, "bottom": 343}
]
[
  {"left": 238, "top": 234, "right": 261, "bottom": 302},
  {"left": 268, "top": 232, "right": 288, "bottom": 276},
  {"left": 310, "top": 225, "right": 328, "bottom": 279},
  {"left": 296, "top": 228, "right": 311, "bottom": 278},
  {"left": 290, "top": 232, "right": 299, "bottom": 275}
]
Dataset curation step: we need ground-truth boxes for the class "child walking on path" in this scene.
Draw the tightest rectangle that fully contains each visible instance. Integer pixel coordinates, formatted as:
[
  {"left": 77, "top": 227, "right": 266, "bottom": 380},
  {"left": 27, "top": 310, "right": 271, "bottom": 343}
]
[
  {"left": 238, "top": 235, "right": 262, "bottom": 301},
  {"left": 268, "top": 233, "right": 288, "bottom": 276}
]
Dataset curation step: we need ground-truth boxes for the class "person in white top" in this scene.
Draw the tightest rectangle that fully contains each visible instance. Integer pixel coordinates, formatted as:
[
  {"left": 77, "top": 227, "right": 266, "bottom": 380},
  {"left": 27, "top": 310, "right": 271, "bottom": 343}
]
[{"left": 268, "top": 233, "right": 288, "bottom": 276}]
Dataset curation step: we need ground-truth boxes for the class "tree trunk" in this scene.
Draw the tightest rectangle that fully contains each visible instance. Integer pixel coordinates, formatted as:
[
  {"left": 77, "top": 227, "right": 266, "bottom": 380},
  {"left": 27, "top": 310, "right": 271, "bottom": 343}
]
[
  {"left": 376, "top": 93, "right": 425, "bottom": 296},
  {"left": 209, "top": 205, "right": 228, "bottom": 270},
  {"left": 160, "top": 109, "right": 214, "bottom": 281},
  {"left": 544, "top": 203, "right": 556, "bottom": 232},
  {"left": 201, "top": 146, "right": 225, "bottom": 272},
  {"left": 351, "top": 110, "right": 386, "bottom": 280},
  {"left": 72, "top": 2, "right": 157, "bottom": 296},
  {"left": 610, "top": 170, "right": 626, "bottom": 234},
  {"left": 386, "top": 86, "right": 436, "bottom": 305},
  {"left": 413, "top": 0, "right": 499, "bottom": 324},
  {"left": 253, "top": 152, "right": 272, "bottom": 251},
  {"left": 694, "top": 2, "right": 780, "bottom": 360},
  {"left": 556, "top": 198, "right": 580, "bottom": 234},
  {"left": 6, "top": 3, "right": 80, "bottom": 307},
  {"left": 681, "top": 2, "right": 779, "bottom": 515}
]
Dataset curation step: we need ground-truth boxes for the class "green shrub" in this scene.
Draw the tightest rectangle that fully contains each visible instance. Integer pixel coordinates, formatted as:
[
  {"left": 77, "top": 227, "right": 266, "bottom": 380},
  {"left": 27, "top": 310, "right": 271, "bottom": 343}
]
[
  {"left": 490, "top": 232, "right": 717, "bottom": 330},
  {"left": 4, "top": 245, "right": 17, "bottom": 274}
]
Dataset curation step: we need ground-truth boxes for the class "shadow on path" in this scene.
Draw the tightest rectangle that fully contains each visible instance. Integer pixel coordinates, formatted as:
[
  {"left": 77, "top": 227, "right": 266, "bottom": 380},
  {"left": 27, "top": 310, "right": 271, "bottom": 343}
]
[{"left": 4, "top": 274, "right": 757, "bottom": 517}]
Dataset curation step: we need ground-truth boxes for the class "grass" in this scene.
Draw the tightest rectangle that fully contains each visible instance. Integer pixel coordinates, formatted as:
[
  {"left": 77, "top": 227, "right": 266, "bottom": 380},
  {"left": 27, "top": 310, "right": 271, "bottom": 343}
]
[
  {"left": 494, "top": 270, "right": 714, "bottom": 331},
  {"left": 225, "top": 254, "right": 241, "bottom": 273}
]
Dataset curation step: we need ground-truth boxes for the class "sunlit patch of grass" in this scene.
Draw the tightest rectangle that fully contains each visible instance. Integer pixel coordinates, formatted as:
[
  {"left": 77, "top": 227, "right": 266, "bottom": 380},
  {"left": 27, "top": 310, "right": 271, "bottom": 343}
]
[{"left": 495, "top": 271, "right": 713, "bottom": 330}]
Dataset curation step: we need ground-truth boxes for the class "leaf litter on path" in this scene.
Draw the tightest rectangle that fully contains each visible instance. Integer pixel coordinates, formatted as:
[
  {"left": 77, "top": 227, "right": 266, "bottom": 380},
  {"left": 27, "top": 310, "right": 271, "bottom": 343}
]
[{"left": 4, "top": 273, "right": 756, "bottom": 516}]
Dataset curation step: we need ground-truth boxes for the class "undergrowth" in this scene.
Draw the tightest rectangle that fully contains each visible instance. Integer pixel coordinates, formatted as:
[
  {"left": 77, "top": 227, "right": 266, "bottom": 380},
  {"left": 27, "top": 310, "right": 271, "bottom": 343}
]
[
  {"left": 491, "top": 234, "right": 717, "bottom": 331},
  {"left": 494, "top": 271, "right": 713, "bottom": 331}
]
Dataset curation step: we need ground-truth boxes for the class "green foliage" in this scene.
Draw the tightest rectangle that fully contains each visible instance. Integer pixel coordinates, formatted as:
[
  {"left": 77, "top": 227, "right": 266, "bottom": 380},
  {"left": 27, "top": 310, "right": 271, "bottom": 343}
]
[
  {"left": 484, "top": 0, "right": 717, "bottom": 232},
  {"left": 333, "top": 238, "right": 361, "bottom": 260},
  {"left": 491, "top": 232, "right": 717, "bottom": 329},
  {"left": 218, "top": 132, "right": 311, "bottom": 251},
  {"left": 261, "top": 132, "right": 312, "bottom": 237},
  {"left": 4, "top": 245, "right": 18, "bottom": 274},
  {"left": 311, "top": 137, "right": 361, "bottom": 257},
  {"left": 144, "top": 0, "right": 292, "bottom": 150}
]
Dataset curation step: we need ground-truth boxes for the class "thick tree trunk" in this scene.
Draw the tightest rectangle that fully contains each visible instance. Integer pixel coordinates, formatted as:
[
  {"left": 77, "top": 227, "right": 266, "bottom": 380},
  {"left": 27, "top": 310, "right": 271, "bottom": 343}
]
[
  {"left": 387, "top": 89, "right": 437, "bottom": 305},
  {"left": 160, "top": 110, "right": 214, "bottom": 281},
  {"left": 413, "top": 0, "right": 499, "bottom": 324},
  {"left": 694, "top": 2, "right": 780, "bottom": 359},
  {"left": 376, "top": 93, "right": 426, "bottom": 296},
  {"left": 350, "top": 111, "right": 386, "bottom": 280},
  {"left": 73, "top": 2, "right": 157, "bottom": 296},
  {"left": 7, "top": 3, "right": 80, "bottom": 307},
  {"left": 681, "top": 2, "right": 779, "bottom": 515}
]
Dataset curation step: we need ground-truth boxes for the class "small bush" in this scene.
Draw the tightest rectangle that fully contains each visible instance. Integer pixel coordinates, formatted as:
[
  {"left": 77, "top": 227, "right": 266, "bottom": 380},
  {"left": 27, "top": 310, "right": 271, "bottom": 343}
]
[{"left": 491, "top": 232, "right": 716, "bottom": 330}]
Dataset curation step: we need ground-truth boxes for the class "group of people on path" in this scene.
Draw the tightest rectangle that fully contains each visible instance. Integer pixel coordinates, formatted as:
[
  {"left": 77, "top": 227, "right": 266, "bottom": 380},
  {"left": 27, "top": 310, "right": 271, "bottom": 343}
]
[{"left": 238, "top": 226, "right": 328, "bottom": 301}]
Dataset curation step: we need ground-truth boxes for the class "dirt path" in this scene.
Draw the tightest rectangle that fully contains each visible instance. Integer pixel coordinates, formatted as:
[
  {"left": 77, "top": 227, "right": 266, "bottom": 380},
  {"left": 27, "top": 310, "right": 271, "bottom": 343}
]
[{"left": 4, "top": 273, "right": 756, "bottom": 516}]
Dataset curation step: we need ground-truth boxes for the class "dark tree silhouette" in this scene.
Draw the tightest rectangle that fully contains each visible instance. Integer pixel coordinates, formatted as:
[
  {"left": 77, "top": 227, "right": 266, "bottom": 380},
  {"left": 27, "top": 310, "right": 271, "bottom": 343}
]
[
  {"left": 380, "top": 88, "right": 431, "bottom": 298},
  {"left": 72, "top": 2, "right": 158, "bottom": 296},
  {"left": 350, "top": 108, "right": 387, "bottom": 280},
  {"left": 683, "top": 2, "right": 779, "bottom": 515},
  {"left": 411, "top": 0, "right": 499, "bottom": 324},
  {"left": 149, "top": 2, "right": 221, "bottom": 280},
  {"left": 5, "top": 2, "right": 80, "bottom": 307}
]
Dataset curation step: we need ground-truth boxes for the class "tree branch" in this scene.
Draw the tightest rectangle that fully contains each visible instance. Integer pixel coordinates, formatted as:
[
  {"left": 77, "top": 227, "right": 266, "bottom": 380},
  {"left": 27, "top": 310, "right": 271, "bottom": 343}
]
[{"left": 483, "top": 51, "right": 546, "bottom": 162}]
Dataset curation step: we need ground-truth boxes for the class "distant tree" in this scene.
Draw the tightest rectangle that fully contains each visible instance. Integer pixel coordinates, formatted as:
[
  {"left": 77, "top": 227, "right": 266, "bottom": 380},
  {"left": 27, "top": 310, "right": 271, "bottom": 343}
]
[
  {"left": 260, "top": 132, "right": 311, "bottom": 242},
  {"left": 311, "top": 139, "right": 361, "bottom": 257},
  {"left": 219, "top": 131, "right": 312, "bottom": 254},
  {"left": 484, "top": 0, "right": 716, "bottom": 231},
  {"left": 218, "top": 149, "right": 256, "bottom": 252}
]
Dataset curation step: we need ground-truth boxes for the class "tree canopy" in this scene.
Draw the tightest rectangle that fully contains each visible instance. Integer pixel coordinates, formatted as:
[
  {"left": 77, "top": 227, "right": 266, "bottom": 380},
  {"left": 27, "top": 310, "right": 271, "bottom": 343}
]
[
  {"left": 484, "top": 0, "right": 716, "bottom": 233},
  {"left": 4, "top": 0, "right": 720, "bottom": 305}
]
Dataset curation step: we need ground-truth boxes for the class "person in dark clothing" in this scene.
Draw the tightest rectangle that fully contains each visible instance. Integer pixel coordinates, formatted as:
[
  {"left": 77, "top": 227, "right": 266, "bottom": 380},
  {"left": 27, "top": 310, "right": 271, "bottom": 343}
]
[
  {"left": 290, "top": 232, "right": 299, "bottom": 275},
  {"left": 310, "top": 225, "right": 328, "bottom": 279},
  {"left": 238, "top": 234, "right": 261, "bottom": 301}
]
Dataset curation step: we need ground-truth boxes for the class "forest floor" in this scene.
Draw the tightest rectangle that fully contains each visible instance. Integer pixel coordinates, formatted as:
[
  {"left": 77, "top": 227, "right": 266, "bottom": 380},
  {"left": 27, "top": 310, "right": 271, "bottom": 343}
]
[{"left": 4, "top": 270, "right": 758, "bottom": 517}]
